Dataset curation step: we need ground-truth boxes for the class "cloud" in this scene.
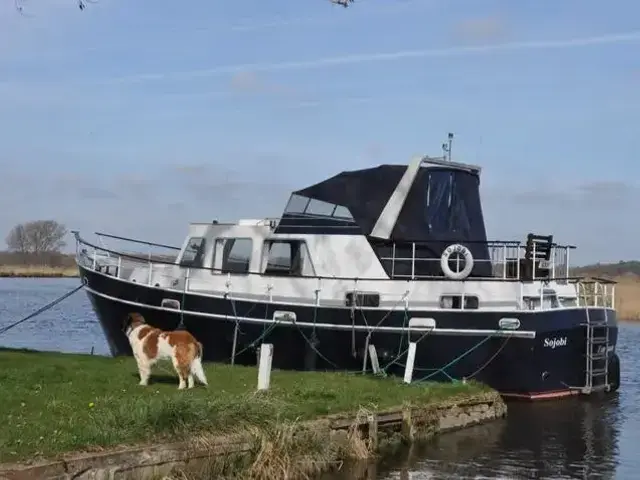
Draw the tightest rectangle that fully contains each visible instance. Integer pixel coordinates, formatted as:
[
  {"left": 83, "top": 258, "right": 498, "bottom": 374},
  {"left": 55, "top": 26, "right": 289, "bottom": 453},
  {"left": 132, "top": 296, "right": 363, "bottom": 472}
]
[
  {"left": 229, "top": 70, "right": 300, "bottom": 100},
  {"left": 454, "top": 15, "right": 508, "bottom": 43},
  {"left": 101, "top": 30, "right": 640, "bottom": 85},
  {"left": 498, "top": 180, "right": 639, "bottom": 210}
]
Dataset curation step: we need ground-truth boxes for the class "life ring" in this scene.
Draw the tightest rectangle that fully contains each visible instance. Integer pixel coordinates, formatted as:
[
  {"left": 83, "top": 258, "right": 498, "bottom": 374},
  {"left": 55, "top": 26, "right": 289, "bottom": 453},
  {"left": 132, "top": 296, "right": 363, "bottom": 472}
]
[{"left": 440, "top": 244, "right": 474, "bottom": 280}]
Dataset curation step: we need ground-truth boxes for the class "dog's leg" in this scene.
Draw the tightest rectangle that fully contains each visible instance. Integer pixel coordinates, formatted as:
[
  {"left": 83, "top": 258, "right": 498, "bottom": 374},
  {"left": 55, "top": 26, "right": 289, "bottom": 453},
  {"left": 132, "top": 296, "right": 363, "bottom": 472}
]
[
  {"left": 187, "top": 372, "right": 195, "bottom": 389},
  {"left": 171, "top": 354, "right": 189, "bottom": 390},
  {"left": 138, "top": 360, "right": 151, "bottom": 386}
]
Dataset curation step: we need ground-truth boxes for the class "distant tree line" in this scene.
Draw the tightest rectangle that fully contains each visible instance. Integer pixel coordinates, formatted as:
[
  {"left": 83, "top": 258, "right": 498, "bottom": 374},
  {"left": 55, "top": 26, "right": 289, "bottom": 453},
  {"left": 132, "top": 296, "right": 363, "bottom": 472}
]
[{"left": 2, "top": 220, "right": 74, "bottom": 267}]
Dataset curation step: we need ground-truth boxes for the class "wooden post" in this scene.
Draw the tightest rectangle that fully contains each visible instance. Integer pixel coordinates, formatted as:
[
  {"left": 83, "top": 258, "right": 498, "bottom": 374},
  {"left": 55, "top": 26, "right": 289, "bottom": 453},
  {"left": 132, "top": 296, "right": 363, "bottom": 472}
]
[
  {"left": 401, "top": 407, "right": 415, "bottom": 443},
  {"left": 257, "top": 344, "right": 273, "bottom": 391},
  {"left": 368, "top": 344, "right": 380, "bottom": 374},
  {"left": 403, "top": 342, "right": 417, "bottom": 384},
  {"left": 367, "top": 414, "right": 378, "bottom": 451}
]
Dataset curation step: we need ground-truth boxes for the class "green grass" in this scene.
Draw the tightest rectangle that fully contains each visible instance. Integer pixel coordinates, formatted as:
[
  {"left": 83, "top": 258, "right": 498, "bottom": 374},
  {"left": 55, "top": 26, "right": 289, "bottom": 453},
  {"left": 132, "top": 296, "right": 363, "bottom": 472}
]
[{"left": 0, "top": 348, "right": 489, "bottom": 464}]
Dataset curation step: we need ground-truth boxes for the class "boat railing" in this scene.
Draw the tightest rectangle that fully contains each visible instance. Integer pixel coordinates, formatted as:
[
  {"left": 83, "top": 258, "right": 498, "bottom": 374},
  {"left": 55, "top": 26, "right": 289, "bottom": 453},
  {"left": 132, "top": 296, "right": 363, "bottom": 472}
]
[
  {"left": 73, "top": 231, "right": 589, "bottom": 285},
  {"left": 380, "top": 240, "right": 574, "bottom": 282},
  {"left": 575, "top": 278, "right": 616, "bottom": 309}
]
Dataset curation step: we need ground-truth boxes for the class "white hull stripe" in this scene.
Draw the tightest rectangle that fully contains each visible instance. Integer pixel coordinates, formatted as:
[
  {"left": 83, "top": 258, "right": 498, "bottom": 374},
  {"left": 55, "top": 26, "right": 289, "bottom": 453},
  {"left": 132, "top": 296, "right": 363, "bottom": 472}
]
[{"left": 83, "top": 285, "right": 537, "bottom": 339}]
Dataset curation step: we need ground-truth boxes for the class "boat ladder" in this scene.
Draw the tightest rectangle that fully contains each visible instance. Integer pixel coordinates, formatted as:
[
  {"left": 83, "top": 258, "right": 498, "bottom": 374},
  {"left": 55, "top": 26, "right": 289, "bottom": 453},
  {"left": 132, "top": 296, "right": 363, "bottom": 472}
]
[{"left": 578, "top": 306, "right": 611, "bottom": 394}]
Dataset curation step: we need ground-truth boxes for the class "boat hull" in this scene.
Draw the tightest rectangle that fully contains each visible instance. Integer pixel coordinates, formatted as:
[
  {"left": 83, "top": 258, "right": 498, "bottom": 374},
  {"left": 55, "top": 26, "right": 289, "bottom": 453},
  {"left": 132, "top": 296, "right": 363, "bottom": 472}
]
[{"left": 79, "top": 266, "right": 619, "bottom": 400}]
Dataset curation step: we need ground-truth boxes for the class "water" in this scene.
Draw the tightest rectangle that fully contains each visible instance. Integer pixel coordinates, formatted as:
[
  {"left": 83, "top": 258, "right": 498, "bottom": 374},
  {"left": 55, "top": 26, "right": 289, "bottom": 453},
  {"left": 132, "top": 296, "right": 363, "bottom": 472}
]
[{"left": 1, "top": 277, "right": 639, "bottom": 479}]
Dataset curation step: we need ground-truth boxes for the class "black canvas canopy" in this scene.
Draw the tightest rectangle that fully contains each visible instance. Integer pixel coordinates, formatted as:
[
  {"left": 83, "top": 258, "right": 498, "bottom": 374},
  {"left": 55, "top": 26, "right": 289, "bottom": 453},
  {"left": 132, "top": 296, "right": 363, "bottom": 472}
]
[{"left": 275, "top": 163, "right": 492, "bottom": 277}]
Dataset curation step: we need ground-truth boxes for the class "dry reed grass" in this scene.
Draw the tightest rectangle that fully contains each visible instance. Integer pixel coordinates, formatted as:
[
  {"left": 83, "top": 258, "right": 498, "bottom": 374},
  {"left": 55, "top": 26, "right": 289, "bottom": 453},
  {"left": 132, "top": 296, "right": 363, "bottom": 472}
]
[
  {"left": 611, "top": 275, "right": 640, "bottom": 321},
  {"left": 165, "top": 412, "right": 381, "bottom": 480},
  {"left": 0, "top": 264, "right": 78, "bottom": 278}
]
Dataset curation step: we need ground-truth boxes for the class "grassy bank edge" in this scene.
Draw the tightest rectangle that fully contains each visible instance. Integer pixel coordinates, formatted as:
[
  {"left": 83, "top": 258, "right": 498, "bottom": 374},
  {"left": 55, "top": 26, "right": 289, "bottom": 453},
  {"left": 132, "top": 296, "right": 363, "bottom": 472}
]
[{"left": 0, "top": 348, "right": 493, "bottom": 468}]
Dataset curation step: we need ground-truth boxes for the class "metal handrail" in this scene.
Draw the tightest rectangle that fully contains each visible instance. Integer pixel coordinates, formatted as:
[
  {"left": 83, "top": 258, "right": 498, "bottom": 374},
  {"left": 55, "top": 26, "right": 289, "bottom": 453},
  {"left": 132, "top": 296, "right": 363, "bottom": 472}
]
[
  {"left": 72, "top": 231, "right": 612, "bottom": 285},
  {"left": 94, "top": 231, "right": 181, "bottom": 251}
]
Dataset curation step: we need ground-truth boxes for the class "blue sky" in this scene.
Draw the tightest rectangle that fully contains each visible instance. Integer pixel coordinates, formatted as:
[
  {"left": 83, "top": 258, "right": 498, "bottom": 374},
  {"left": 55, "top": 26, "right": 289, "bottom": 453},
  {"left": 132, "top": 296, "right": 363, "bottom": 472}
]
[{"left": 1, "top": 0, "right": 639, "bottom": 264}]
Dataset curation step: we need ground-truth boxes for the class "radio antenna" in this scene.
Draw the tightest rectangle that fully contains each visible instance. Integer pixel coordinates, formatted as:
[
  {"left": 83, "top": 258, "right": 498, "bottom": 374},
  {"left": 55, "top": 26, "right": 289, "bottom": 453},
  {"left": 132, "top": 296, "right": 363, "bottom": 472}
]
[{"left": 441, "top": 132, "right": 454, "bottom": 162}]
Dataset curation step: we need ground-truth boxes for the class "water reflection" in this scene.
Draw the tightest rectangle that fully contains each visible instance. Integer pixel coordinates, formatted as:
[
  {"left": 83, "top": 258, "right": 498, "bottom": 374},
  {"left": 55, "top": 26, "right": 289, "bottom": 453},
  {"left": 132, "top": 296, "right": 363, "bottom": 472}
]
[
  {"left": 325, "top": 394, "right": 624, "bottom": 479},
  {"left": 365, "top": 324, "right": 640, "bottom": 479}
]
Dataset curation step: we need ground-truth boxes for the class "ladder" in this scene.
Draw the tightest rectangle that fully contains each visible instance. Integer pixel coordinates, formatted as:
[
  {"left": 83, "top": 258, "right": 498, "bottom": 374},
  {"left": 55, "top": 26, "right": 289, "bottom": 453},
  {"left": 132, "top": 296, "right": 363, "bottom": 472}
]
[{"left": 581, "top": 303, "right": 610, "bottom": 394}]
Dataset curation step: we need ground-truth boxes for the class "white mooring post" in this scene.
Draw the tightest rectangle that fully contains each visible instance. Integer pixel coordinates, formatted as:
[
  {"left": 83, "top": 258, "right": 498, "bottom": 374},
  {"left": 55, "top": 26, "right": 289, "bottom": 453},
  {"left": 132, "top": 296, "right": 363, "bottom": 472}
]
[
  {"left": 257, "top": 343, "right": 274, "bottom": 391},
  {"left": 403, "top": 342, "right": 417, "bottom": 384},
  {"left": 368, "top": 344, "right": 381, "bottom": 374}
]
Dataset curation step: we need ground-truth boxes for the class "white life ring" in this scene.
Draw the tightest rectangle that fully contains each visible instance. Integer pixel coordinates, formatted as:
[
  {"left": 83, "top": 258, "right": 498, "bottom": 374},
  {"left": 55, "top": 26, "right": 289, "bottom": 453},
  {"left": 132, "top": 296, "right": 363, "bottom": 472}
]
[{"left": 440, "top": 244, "right": 474, "bottom": 280}]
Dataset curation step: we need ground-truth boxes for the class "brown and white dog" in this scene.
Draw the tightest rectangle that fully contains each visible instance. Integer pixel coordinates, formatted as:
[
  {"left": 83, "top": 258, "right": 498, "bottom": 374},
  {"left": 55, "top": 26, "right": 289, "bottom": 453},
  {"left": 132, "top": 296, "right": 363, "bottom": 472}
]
[{"left": 123, "top": 312, "right": 208, "bottom": 389}]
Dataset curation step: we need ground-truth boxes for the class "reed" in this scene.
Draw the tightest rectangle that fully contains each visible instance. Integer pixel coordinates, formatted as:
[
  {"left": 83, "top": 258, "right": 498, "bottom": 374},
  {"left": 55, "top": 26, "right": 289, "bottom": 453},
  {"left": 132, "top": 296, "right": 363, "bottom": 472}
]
[{"left": 0, "top": 264, "right": 79, "bottom": 278}]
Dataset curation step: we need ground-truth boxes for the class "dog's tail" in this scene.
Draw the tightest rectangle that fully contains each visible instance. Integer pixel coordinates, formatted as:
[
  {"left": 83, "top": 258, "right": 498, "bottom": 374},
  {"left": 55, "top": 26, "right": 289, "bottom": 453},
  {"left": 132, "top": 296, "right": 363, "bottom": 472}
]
[{"left": 190, "top": 341, "right": 208, "bottom": 386}]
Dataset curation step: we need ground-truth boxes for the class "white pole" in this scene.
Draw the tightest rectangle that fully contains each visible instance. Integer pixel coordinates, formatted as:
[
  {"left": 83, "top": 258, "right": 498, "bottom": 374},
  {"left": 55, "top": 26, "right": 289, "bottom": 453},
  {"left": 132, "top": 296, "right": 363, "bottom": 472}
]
[
  {"left": 368, "top": 344, "right": 380, "bottom": 374},
  {"left": 404, "top": 342, "right": 417, "bottom": 384},
  {"left": 257, "top": 343, "right": 274, "bottom": 391}
]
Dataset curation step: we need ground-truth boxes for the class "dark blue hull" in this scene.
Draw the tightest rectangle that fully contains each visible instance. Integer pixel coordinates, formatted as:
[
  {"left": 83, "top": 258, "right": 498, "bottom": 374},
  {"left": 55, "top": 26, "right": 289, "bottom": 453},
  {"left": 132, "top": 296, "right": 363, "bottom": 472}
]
[{"left": 79, "top": 266, "right": 619, "bottom": 399}]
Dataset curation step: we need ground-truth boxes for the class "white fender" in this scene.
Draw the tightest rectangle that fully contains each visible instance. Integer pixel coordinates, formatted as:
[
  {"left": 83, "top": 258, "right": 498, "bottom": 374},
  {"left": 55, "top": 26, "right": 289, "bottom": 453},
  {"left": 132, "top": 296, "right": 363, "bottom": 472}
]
[{"left": 440, "top": 244, "right": 474, "bottom": 280}]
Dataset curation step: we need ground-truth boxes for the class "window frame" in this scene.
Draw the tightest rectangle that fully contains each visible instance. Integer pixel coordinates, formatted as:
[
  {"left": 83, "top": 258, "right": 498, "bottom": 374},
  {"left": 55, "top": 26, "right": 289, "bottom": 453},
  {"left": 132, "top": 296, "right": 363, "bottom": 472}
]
[
  {"left": 212, "top": 237, "right": 253, "bottom": 275},
  {"left": 179, "top": 236, "right": 206, "bottom": 268},
  {"left": 439, "top": 294, "right": 480, "bottom": 310},
  {"left": 261, "top": 239, "right": 315, "bottom": 277}
]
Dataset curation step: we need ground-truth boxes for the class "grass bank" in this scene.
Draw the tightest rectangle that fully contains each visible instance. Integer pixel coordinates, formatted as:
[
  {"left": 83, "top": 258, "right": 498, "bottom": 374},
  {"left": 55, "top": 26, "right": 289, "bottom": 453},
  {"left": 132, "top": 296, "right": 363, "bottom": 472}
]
[
  {"left": 0, "top": 348, "right": 490, "bottom": 468},
  {"left": 0, "top": 265, "right": 78, "bottom": 278}
]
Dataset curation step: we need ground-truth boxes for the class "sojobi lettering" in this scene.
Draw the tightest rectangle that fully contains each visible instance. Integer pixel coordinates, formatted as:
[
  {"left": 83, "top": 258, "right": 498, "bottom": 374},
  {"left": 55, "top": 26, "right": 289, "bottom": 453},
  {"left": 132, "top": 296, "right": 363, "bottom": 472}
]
[{"left": 543, "top": 337, "right": 567, "bottom": 349}]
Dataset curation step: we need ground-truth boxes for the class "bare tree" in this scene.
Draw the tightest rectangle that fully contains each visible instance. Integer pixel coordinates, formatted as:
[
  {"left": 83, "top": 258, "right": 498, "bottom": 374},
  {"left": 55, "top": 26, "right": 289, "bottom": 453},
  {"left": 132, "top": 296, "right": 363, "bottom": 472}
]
[
  {"left": 5, "top": 224, "right": 29, "bottom": 255},
  {"left": 5, "top": 220, "right": 68, "bottom": 260}
]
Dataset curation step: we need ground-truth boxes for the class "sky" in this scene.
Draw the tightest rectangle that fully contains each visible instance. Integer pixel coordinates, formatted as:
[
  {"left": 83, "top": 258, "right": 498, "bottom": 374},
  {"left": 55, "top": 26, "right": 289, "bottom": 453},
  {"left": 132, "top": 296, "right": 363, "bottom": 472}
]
[{"left": 1, "top": 0, "right": 639, "bottom": 265}]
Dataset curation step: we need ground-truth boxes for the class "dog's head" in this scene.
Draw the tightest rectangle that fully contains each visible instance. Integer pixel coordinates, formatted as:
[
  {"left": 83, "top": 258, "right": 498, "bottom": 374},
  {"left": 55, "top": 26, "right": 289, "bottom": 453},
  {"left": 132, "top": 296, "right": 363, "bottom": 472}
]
[{"left": 123, "top": 312, "right": 146, "bottom": 336}]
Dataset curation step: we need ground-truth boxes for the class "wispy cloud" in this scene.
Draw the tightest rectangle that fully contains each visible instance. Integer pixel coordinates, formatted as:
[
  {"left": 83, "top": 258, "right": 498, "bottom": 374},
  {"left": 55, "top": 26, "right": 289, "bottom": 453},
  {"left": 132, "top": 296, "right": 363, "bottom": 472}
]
[
  {"left": 454, "top": 15, "right": 508, "bottom": 43},
  {"left": 103, "top": 30, "right": 640, "bottom": 85}
]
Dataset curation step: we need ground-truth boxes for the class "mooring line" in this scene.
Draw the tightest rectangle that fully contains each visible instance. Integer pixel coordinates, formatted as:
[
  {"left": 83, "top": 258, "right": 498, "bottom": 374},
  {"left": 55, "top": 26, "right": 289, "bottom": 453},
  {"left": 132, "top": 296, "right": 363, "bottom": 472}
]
[{"left": 0, "top": 284, "right": 85, "bottom": 337}]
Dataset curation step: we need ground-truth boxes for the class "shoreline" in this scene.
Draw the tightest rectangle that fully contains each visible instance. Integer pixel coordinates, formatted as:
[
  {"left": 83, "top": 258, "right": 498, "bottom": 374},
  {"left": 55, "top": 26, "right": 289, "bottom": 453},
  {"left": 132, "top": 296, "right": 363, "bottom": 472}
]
[
  {"left": 0, "top": 348, "right": 501, "bottom": 479},
  {"left": 0, "top": 394, "right": 506, "bottom": 480},
  {"left": 0, "top": 266, "right": 78, "bottom": 278}
]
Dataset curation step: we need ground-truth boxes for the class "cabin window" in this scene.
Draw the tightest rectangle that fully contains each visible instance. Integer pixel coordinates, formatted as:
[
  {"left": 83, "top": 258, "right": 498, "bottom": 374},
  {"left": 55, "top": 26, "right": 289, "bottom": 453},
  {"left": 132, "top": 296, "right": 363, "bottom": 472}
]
[
  {"left": 180, "top": 237, "right": 206, "bottom": 268},
  {"left": 284, "top": 194, "right": 355, "bottom": 221},
  {"left": 345, "top": 291, "right": 380, "bottom": 307},
  {"left": 262, "top": 240, "right": 315, "bottom": 276},
  {"left": 439, "top": 295, "right": 479, "bottom": 310},
  {"left": 213, "top": 238, "right": 252, "bottom": 274}
]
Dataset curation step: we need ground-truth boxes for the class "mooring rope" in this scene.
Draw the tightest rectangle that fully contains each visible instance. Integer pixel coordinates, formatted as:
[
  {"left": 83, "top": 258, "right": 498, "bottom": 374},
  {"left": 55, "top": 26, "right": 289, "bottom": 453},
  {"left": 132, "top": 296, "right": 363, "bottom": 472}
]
[
  {"left": 0, "top": 284, "right": 85, "bottom": 337},
  {"left": 413, "top": 333, "right": 506, "bottom": 382}
]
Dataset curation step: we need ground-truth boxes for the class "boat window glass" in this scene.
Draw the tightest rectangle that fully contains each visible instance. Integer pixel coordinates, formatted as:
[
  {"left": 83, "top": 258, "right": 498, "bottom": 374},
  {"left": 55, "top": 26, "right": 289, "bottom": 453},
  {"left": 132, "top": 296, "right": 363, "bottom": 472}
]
[
  {"left": 263, "top": 240, "right": 314, "bottom": 276},
  {"left": 215, "top": 238, "right": 252, "bottom": 274},
  {"left": 333, "top": 205, "right": 354, "bottom": 220},
  {"left": 425, "top": 170, "right": 472, "bottom": 236},
  {"left": 180, "top": 237, "right": 206, "bottom": 268},
  {"left": 439, "top": 295, "right": 479, "bottom": 310},
  {"left": 305, "top": 198, "right": 336, "bottom": 216},
  {"left": 284, "top": 194, "right": 310, "bottom": 214},
  {"left": 283, "top": 194, "right": 354, "bottom": 221}
]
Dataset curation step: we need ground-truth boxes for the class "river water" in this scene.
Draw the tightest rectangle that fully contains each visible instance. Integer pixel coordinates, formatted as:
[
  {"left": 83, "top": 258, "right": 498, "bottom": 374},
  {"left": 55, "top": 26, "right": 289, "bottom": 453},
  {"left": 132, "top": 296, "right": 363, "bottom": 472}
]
[{"left": 1, "top": 278, "right": 638, "bottom": 479}]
